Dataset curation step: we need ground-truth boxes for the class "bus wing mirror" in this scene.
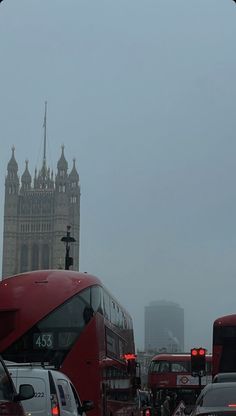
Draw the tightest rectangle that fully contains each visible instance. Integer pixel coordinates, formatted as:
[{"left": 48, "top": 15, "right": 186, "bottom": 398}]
[{"left": 81, "top": 400, "right": 94, "bottom": 412}]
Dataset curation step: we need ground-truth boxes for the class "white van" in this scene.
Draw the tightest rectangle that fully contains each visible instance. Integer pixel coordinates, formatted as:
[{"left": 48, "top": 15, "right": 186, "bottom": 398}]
[{"left": 5, "top": 362, "right": 94, "bottom": 416}]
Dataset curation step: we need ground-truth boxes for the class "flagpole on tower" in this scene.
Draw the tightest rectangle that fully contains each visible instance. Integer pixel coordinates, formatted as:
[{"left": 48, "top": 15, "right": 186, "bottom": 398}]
[{"left": 43, "top": 101, "right": 47, "bottom": 169}]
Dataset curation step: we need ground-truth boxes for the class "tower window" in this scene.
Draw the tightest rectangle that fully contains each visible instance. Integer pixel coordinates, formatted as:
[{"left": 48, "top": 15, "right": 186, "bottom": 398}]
[
  {"left": 59, "top": 185, "right": 66, "bottom": 193},
  {"left": 8, "top": 186, "right": 14, "bottom": 195},
  {"left": 20, "top": 244, "right": 28, "bottom": 273},
  {"left": 31, "top": 244, "right": 39, "bottom": 270},
  {"left": 42, "top": 244, "right": 50, "bottom": 269}
]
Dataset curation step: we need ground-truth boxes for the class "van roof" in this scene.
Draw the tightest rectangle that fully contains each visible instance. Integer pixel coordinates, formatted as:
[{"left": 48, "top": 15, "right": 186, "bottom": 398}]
[{"left": 5, "top": 361, "right": 56, "bottom": 369}]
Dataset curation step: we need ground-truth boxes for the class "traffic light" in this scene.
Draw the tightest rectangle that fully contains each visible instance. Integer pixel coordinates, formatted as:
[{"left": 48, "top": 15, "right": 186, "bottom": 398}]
[{"left": 191, "top": 348, "right": 206, "bottom": 375}]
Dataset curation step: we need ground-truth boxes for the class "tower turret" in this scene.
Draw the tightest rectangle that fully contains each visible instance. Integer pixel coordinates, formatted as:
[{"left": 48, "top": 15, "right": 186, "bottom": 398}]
[
  {"left": 69, "top": 159, "right": 80, "bottom": 190},
  {"left": 55, "top": 145, "right": 68, "bottom": 193},
  {"left": 5, "top": 146, "right": 19, "bottom": 194},
  {"left": 2, "top": 147, "right": 20, "bottom": 276},
  {"left": 68, "top": 158, "right": 80, "bottom": 271},
  {"left": 21, "top": 160, "right": 32, "bottom": 191}
]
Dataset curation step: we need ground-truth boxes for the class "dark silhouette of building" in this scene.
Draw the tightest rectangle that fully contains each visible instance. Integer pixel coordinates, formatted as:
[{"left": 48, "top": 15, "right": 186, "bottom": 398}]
[
  {"left": 2, "top": 106, "right": 80, "bottom": 278},
  {"left": 144, "top": 300, "right": 184, "bottom": 352}
]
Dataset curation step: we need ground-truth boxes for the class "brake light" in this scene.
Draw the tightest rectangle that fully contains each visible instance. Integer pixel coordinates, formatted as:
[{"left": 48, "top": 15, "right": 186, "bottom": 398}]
[
  {"left": 228, "top": 404, "right": 236, "bottom": 407},
  {"left": 51, "top": 393, "right": 60, "bottom": 416},
  {"left": 52, "top": 406, "right": 60, "bottom": 416},
  {"left": 145, "top": 409, "right": 151, "bottom": 416},
  {"left": 123, "top": 353, "right": 137, "bottom": 360}
]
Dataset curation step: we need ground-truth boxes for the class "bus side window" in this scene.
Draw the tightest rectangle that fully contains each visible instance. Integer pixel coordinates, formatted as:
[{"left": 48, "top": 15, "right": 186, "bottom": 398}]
[
  {"left": 103, "top": 291, "right": 110, "bottom": 320},
  {"left": 160, "top": 362, "right": 169, "bottom": 373},
  {"left": 91, "top": 286, "right": 102, "bottom": 313},
  {"left": 151, "top": 362, "right": 160, "bottom": 373}
]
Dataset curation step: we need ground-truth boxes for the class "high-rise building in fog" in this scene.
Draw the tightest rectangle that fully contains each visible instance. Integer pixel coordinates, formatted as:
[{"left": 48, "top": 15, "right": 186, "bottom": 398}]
[
  {"left": 2, "top": 106, "right": 80, "bottom": 278},
  {"left": 144, "top": 300, "right": 184, "bottom": 352}
]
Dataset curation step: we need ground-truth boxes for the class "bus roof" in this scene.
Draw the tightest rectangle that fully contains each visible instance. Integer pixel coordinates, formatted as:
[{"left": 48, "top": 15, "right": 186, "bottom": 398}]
[
  {"left": 214, "top": 314, "right": 236, "bottom": 326},
  {"left": 0, "top": 269, "right": 131, "bottom": 350}
]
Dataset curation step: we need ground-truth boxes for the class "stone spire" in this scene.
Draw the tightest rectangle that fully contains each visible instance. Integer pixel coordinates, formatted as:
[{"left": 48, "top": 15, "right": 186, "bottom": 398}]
[
  {"left": 5, "top": 146, "right": 19, "bottom": 194},
  {"left": 7, "top": 146, "right": 18, "bottom": 174},
  {"left": 21, "top": 160, "right": 31, "bottom": 190},
  {"left": 57, "top": 145, "right": 68, "bottom": 172},
  {"left": 69, "top": 159, "right": 79, "bottom": 181}
]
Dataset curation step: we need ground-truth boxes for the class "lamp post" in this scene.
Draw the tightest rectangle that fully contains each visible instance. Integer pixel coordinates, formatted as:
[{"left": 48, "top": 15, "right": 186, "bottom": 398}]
[{"left": 61, "top": 225, "right": 76, "bottom": 270}]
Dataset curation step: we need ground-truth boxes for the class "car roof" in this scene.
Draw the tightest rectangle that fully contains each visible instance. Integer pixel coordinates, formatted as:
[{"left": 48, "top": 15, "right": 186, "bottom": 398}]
[
  {"left": 213, "top": 373, "right": 236, "bottom": 381},
  {"left": 201, "top": 382, "right": 236, "bottom": 393}
]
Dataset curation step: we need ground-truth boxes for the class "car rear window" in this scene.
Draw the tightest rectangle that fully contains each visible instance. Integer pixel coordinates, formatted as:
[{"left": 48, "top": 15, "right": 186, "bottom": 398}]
[{"left": 203, "top": 387, "right": 236, "bottom": 407}]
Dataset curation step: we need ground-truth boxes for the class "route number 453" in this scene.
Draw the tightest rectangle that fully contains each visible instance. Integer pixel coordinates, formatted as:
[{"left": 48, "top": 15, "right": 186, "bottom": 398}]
[{"left": 33, "top": 333, "right": 54, "bottom": 349}]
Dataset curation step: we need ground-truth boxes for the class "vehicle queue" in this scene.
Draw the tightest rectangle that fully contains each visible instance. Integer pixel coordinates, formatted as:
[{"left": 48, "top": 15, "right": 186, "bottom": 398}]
[{"left": 1, "top": 271, "right": 236, "bottom": 416}]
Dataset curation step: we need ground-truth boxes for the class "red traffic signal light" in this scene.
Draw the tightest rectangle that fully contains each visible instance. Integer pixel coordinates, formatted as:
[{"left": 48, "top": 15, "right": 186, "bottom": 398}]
[{"left": 191, "top": 348, "right": 206, "bottom": 374}]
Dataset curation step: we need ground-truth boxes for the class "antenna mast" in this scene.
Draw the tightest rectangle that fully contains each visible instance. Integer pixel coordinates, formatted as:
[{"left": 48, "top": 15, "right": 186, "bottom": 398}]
[{"left": 43, "top": 101, "right": 47, "bottom": 169}]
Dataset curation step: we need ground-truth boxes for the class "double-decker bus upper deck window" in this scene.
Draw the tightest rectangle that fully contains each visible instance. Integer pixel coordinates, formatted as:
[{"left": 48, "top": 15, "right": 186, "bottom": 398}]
[
  {"left": 91, "top": 286, "right": 102, "bottom": 313},
  {"left": 2, "top": 287, "right": 94, "bottom": 365},
  {"left": 103, "top": 290, "right": 111, "bottom": 321},
  {"left": 171, "top": 361, "right": 190, "bottom": 372},
  {"left": 149, "top": 361, "right": 160, "bottom": 373},
  {"left": 159, "top": 362, "right": 170, "bottom": 372}
]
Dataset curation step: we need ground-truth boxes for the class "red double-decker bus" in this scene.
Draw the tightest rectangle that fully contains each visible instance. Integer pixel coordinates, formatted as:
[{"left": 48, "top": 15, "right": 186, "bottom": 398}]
[
  {"left": 213, "top": 314, "right": 236, "bottom": 377},
  {"left": 148, "top": 353, "right": 212, "bottom": 409},
  {"left": 0, "top": 270, "right": 141, "bottom": 416}
]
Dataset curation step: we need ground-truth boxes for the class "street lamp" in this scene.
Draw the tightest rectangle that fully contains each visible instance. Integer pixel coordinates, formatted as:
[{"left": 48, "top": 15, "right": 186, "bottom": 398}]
[{"left": 61, "top": 225, "right": 76, "bottom": 270}]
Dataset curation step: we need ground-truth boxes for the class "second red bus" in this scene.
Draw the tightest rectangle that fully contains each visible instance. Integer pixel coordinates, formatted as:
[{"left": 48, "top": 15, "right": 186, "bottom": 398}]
[{"left": 148, "top": 353, "right": 212, "bottom": 410}]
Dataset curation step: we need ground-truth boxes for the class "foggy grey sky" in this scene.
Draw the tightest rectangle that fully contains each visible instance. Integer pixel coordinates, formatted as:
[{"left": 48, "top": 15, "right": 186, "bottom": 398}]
[{"left": 1, "top": 0, "right": 236, "bottom": 352}]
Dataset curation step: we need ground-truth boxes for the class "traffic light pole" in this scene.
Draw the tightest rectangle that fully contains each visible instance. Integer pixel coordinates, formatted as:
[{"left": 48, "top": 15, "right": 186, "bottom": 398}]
[{"left": 198, "top": 374, "right": 202, "bottom": 390}]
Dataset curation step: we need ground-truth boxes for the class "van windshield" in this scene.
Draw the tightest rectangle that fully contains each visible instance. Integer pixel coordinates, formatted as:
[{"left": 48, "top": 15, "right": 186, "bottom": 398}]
[{"left": 0, "top": 361, "right": 14, "bottom": 401}]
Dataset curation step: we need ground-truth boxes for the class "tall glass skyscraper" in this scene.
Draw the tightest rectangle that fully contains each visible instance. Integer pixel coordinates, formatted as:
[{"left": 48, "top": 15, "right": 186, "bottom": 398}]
[{"left": 145, "top": 300, "right": 184, "bottom": 352}]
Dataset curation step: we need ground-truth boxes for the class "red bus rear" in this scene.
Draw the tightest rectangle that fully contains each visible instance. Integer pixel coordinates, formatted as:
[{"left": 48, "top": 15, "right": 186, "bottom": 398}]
[
  {"left": 213, "top": 314, "right": 236, "bottom": 377},
  {"left": 0, "top": 270, "right": 141, "bottom": 416},
  {"left": 148, "top": 353, "right": 212, "bottom": 409}
]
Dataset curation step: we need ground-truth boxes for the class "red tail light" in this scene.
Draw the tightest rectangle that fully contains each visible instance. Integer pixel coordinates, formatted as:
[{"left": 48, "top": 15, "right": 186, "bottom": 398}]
[
  {"left": 228, "top": 404, "right": 236, "bottom": 408},
  {"left": 145, "top": 409, "right": 151, "bottom": 416},
  {"left": 52, "top": 406, "right": 60, "bottom": 416},
  {"left": 51, "top": 393, "right": 60, "bottom": 416}
]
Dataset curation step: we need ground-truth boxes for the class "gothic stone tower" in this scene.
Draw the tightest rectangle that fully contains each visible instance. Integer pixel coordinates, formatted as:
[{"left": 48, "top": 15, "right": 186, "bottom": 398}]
[{"left": 2, "top": 114, "right": 80, "bottom": 278}]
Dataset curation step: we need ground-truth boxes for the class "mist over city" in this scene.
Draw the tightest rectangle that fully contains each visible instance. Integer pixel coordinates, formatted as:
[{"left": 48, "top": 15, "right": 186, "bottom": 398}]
[{"left": 1, "top": 0, "right": 236, "bottom": 355}]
